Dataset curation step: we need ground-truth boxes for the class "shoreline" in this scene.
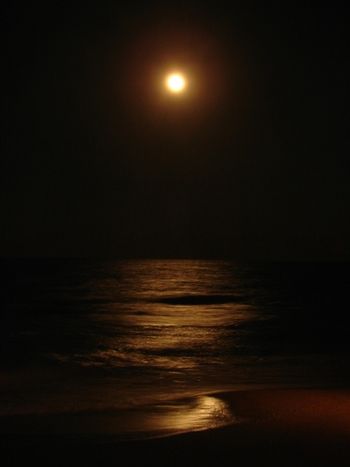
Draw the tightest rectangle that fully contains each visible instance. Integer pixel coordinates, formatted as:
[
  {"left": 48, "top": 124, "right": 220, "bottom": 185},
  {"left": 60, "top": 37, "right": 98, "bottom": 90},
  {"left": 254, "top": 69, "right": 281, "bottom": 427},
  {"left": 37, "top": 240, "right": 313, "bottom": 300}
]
[{"left": 3, "top": 387, "right": 350, "bottom": 466}]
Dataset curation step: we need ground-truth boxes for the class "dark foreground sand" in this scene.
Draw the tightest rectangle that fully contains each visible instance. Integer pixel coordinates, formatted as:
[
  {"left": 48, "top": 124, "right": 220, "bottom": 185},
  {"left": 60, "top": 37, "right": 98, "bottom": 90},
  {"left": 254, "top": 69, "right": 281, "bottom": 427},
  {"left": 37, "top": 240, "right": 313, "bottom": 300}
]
[{"left": 3, "top": 389, "right": 350, "bottom": 467}]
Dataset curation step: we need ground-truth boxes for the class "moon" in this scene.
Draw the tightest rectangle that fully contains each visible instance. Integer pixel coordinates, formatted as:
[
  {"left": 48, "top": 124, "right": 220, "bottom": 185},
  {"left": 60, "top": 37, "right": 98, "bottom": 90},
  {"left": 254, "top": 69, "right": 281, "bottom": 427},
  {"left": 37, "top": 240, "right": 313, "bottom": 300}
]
[{"left": 165, "top": 72, "right": 187, "bottom": 94}]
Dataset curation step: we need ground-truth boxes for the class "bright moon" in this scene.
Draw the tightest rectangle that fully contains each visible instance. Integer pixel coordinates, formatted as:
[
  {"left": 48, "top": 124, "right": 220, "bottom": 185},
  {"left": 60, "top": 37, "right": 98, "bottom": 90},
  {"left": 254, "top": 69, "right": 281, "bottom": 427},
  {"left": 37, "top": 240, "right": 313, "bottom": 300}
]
[{"left": 165, "top": 73, "right": 187, "bottom": 94}]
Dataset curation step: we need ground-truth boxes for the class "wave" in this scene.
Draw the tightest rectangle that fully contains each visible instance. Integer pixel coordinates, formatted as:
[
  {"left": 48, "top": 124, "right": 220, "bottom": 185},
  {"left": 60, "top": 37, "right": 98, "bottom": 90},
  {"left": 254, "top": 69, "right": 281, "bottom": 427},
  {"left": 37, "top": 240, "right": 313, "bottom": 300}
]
[{"left": 152, "top": 295, "right": 246, "bottom": 305}]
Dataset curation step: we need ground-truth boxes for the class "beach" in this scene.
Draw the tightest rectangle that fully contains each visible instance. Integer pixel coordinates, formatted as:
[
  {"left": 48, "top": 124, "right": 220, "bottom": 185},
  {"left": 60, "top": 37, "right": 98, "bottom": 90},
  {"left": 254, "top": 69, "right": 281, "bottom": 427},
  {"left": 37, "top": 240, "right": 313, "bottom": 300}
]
[{"left": 4, "top": 388, "right": 350, "bottom": 466}]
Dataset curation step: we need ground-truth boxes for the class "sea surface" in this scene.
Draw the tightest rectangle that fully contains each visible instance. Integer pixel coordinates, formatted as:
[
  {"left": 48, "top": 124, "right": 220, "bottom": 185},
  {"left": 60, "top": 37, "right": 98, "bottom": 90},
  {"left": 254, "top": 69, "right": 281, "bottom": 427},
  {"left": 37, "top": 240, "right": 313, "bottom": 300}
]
[{"left": 1, "top": 259, "right": 350, "bottom": 438}]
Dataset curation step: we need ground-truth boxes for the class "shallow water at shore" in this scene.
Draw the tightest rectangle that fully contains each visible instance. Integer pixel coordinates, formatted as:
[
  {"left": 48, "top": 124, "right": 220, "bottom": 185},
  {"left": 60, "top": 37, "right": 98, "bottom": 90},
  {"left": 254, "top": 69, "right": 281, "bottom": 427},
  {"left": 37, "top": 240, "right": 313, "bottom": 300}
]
[
  {"left": 1, "top": 393, "right": 235, "bottom": 440},
  {"left": 3, "top": 389, "right": 350, "bottom": 467}
]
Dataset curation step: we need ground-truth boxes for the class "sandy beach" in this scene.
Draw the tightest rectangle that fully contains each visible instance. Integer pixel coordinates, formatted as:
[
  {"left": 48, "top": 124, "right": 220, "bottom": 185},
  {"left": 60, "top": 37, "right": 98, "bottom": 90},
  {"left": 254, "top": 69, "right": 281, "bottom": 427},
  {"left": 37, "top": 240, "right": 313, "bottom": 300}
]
[{"left": 3, "top": 388, "right": 350, "bottom": 466}]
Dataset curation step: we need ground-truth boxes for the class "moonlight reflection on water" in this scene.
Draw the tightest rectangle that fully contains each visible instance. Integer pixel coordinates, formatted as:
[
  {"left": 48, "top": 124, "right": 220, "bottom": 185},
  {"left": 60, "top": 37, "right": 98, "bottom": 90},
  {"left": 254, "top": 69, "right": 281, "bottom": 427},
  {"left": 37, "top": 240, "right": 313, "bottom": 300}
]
[{"left": 149, "top": 396, "right": 234, "bottom": 435}]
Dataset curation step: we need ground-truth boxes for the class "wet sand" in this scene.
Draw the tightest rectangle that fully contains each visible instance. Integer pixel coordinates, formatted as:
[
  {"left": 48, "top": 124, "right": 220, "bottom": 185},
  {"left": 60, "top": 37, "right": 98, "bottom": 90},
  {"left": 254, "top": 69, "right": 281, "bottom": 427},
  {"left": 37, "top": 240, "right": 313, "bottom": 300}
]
[{"left": 3, "top": 388, "right": 350, "bottom": 466}]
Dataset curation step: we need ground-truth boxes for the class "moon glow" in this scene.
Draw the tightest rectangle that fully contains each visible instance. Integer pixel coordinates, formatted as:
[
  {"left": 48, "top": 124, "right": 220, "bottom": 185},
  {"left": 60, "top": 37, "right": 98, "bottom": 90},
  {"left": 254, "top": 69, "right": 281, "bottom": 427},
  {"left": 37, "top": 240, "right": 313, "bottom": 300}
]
[{"left": 165, "top": 73, "right": 187, "bottom": 94}]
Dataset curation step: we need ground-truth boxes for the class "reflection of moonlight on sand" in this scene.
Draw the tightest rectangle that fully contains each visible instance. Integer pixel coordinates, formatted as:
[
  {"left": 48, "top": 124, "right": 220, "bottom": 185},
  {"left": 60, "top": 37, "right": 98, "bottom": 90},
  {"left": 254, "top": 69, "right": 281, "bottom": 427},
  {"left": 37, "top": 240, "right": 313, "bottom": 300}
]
[
  {"left": 114, "top": 395, "right": 234, "bottom": 439},
  {"left": 165, "top": 72, "right": 187, "bottom": 94},
  {"left": 153, "top": 396, "right": 233, "bottom": 434}
]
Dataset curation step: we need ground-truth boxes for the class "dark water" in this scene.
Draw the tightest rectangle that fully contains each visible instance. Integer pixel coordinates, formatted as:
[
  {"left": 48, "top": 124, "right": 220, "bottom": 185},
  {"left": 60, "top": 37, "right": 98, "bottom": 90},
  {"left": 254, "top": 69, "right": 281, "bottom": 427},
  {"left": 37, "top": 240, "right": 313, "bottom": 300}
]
[{"left": 1, "top": 259, "right": 350, "bottom": 437}]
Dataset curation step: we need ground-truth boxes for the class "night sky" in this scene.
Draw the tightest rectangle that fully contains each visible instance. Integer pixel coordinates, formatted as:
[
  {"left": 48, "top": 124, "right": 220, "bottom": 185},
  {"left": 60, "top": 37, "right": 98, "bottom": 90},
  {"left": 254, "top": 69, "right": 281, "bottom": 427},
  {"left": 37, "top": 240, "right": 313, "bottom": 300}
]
[{"left": 3, "top": 3, "right": 350, "bottom": 259}]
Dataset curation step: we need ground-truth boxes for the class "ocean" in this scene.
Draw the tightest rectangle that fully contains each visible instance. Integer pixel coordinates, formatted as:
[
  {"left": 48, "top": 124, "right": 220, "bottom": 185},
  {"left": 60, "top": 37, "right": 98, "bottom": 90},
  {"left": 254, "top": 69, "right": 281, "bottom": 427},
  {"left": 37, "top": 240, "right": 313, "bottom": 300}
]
[{"left": 1, "top": 259, "right": 350, "bottom": 438}]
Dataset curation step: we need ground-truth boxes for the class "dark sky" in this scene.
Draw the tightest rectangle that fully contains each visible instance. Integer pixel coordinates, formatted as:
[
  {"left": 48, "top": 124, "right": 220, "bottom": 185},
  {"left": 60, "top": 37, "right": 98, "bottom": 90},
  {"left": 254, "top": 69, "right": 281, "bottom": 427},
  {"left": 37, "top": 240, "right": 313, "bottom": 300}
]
[{"left": 2, "top": 2, "right": 350, "bottom": 259}]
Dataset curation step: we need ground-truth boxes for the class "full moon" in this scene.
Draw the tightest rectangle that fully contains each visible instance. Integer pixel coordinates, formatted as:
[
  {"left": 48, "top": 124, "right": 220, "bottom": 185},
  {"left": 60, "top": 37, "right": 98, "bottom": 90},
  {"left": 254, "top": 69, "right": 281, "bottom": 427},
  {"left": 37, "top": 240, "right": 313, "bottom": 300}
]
[{"left": 165, "top": 72, "right": 187, "bottom": 94}]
